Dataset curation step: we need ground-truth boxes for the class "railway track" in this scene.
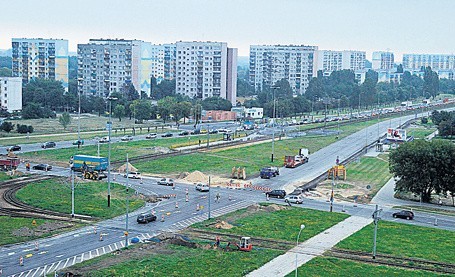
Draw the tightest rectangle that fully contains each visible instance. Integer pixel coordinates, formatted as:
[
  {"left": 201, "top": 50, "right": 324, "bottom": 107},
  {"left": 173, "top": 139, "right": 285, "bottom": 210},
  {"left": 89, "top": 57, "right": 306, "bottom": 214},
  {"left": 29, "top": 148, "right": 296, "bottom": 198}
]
[
  {"left": 182, "top": 229, "right": 455, "bottom": 274},
  {"left": 0, "top": 175, "right": 94, "bottom": 222}
]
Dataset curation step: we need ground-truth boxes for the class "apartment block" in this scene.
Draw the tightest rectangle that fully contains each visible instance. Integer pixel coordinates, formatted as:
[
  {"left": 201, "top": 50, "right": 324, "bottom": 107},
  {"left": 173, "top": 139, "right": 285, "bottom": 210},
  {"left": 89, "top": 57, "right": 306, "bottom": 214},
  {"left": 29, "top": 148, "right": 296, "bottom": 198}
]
[
  {"left": 317, "top": 50, "right": 365, "bottom": 76},
  {"left": 372, "top": 51, "right": 394, "bottom": 70},
  {"left": 175, "top": 41, "right": 237, "bottom": 105},
  {"left": 402, "top": 54, "right": 455, "bottom": 71},
  {"left": 78, "top": 39, "right": 153, "bottom": 97},
  {"left": 11, "top": 38, "right": 68, "bottom": 89},
  {"left": 249, "top": 45, "right": 318, "bottom": 94},
  {"left": 0, "top": 77, "right": 22, "bottom": 112}
]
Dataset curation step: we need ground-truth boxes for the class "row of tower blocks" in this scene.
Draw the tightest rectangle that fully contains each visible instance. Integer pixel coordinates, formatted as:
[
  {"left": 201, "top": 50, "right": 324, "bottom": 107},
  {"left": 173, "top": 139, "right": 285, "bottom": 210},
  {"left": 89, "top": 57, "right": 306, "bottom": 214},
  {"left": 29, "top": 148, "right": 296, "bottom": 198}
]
[{"left": 11, "top": 38, "right": 455, "bottom": 104}]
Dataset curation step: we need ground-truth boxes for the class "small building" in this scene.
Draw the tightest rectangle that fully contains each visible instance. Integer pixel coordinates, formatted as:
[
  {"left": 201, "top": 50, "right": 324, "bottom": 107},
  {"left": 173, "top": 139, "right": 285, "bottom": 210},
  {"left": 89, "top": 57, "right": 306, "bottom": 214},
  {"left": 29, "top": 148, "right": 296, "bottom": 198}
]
[
  {"left": 201, "top": 110, "right": 236, "bottom": 121},
  {"left": 0, "top": 77, "right": 22, "bottom": 113},
  {"left": 231, "top": 106, "right": 263, "bottom": 119}
]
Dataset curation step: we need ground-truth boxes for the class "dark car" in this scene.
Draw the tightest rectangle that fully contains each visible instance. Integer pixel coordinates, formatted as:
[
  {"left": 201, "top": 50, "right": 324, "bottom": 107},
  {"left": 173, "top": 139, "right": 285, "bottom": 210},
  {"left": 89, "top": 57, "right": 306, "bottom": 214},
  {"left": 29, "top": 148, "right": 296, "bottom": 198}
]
[
  {"left": 41, "top": 141, "right": 56, "bottom": 149},
  {"left": 392, "top": 210, "right": 414, "bottom": 220},
  {"left": 266, "top": 189, "right": 286, "bottom": 199},
  {"left": 7, "top": 145, "right": 21, "bottom": 152},
  {"left": 161, "top": 133, "right": 173, "bottom": 138},
  {"left": 72, "top": 139, "right": 84, "bottom": 146},
  {"left": 137, "top": 212, "right": 157, "bottom": 223},
  {"left": 32, "top": 164, "right": 52, "bottom": 171},
  {"left": 178, "top": 131, "right": 189, "bottom": 136}
]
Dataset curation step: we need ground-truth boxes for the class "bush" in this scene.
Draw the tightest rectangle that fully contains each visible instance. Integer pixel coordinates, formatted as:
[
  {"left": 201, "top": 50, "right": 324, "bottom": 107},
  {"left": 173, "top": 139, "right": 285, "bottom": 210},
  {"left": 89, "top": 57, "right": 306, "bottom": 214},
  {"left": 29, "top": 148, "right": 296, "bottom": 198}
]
[
  {"left": 421, "top": 117, "right": 428, "bottom": 124},
  {"left": 16, "top": 124, "right": 34, "bottom": 134},
  {"left": 0, "top": 121, "right": 13, "bottom": 132}
]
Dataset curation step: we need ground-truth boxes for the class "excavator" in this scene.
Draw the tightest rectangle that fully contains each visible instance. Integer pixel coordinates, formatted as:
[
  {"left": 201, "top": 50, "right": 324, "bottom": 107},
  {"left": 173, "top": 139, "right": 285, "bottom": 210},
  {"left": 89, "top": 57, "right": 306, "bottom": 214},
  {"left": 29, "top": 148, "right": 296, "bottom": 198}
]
[{"left": 224, "top": 237, "right": 253, "bottom": 252}]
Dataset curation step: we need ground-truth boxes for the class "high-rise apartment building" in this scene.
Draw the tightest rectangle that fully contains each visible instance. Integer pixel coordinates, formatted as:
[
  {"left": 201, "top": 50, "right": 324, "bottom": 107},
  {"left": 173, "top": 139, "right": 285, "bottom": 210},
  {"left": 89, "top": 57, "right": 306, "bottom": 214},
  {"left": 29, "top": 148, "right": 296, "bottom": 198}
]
[
  {"left": 249, "top": 45, "right": 318, "bottom": 94},
  {"left": 175, "top": 41, "right": 237, "bottom": 105},
  {"left": 78, "top": 39, "right": 155, "bottom": 97},
  {"left": 0, "top": 77, "right": 22, "bottom": 112},
  {"left": 372, "top": 51, "right": 394, "bottom": 70},
  {"left": 11, "top": 38, "right": 68, "bottom": 89},
  {"left": 402, "top": 54, "right": 455, "bottom": 71},
  {"left": 317, "top": 50, "right": 365, "bottom": 75}
]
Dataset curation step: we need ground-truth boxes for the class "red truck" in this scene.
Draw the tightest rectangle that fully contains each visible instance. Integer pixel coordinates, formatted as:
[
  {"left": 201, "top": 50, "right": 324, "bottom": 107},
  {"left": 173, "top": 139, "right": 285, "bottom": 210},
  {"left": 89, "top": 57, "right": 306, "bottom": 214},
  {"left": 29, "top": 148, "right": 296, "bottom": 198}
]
[
  {"left": 284, "top": 148, "right": 309, "bottom": 168},
  {"left": 0, "top": 156, "right": 20, "bottom": 170}
]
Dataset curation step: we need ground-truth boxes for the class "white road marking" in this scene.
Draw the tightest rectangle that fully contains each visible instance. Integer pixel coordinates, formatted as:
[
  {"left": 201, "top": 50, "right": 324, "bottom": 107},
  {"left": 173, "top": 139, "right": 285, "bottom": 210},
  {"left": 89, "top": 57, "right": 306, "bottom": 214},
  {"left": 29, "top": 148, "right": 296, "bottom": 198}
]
[
  {"left": 55, "top": 254, "right": 63, "bottom": 258},
  {"left": 32, "top": 267, "right": 41, "bottom": 277},
  {"left": 96, "top": 248, "right": 99, "bottom": 256},
  {"left": 24, "top": 269, "right": 31, "bottom": 277},
  {"left": 63, "top": 257, "right": 70, "bottom": 268},
  {"left": 108, "top": 244, "right": 113, "bottom": 251},
  {"left": 8, "top": 252, "right": 15, "bottom": 256},
  {"left": 80, "top": 253, "right": 84, "bottom": 262},
  {"left": 72, "top": 255, "right": 77, "bottom": 265},
  {"left": 47, "top": 262, "right": 56, "bottom": 273}
]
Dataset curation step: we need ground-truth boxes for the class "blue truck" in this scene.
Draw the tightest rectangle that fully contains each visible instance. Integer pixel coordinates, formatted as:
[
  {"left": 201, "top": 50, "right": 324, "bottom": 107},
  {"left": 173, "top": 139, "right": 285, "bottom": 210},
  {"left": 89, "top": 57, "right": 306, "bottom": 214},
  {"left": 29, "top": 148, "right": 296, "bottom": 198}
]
[
  {"left": 260, "top": 167, "right": 280, "bottom": 179},
  {"left": 71, "top": 155, "right": 108, "bottom": 172}
]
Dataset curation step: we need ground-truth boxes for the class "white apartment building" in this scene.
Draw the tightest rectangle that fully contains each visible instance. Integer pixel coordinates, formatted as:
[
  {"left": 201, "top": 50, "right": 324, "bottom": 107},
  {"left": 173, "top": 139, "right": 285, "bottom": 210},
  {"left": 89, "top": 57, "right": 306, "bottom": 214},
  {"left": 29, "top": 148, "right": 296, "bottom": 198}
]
[
  {"left": 402, "top": 54, "right": 455, "bottom": 71},
  {"left": 12, "top": 38, "right": 68, "bottom": 90},
  {"left": 147, "top": 44, "right": 176, "bottom": 84},
  {"left": 0, "top": 77, "right": 22, "bottom": 112},
  {"left": 249, "top": 45, "right": 318, "bottom": 94},
  {"left": 317, "top": 50, "right": 366, "bottom": 76},
  {"left": 372, "top": 51, "right": 394, "bottom": 70},
  {"left": 175, "top": 41, "right": 237, "bottom": 105},
  {"left": 78, "top": 39, "right": 161, "bottom": 98}
]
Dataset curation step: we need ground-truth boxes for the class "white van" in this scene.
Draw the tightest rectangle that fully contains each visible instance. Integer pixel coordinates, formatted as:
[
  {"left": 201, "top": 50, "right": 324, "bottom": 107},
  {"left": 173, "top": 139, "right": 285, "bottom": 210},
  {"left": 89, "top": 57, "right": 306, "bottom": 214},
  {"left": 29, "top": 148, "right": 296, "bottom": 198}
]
[
  {"left": 124, "top": 172, "right": 141, "bottom": 179},
  {"left": 195, "top": 183, "right": 210, "bottom": 192}
]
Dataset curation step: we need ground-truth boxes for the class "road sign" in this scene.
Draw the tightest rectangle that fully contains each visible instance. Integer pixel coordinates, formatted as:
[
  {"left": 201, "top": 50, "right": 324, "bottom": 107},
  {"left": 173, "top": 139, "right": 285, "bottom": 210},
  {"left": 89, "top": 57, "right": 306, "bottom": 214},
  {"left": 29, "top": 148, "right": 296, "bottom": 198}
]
[{"left": 106, "top": 122, "right": 112, "bottom": 131}]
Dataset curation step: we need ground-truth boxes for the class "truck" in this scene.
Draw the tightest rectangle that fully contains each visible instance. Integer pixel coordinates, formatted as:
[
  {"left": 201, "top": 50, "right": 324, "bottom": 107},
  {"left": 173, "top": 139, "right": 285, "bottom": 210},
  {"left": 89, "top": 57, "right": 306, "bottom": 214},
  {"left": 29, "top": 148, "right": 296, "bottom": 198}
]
[
  {"left": 284, "top": 148, "right": 309, "bottom": 168},
  {"left": 0, "top": 155, "right": 20, "bottom": 170},
  {"left": 70, "top": 155, "right": 108, "bottom": 172},
  {"left": 260, "top": 166, "right": 280, "bottom": 179}
]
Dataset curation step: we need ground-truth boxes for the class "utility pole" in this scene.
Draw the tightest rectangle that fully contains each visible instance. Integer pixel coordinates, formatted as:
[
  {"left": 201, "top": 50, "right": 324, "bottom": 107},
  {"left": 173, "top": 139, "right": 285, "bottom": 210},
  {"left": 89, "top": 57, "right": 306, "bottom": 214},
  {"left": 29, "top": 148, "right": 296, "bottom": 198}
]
[
  {"left": 77, "top": 92, "right": 81, "bottom": 143},
  {"left": 107, "top": 96, "right": 117, "bottom": 207},
  {"left": 372, "top": 204, "right": 382, "bottom": 259},
  {"left": 271, "top": 86, "right": 279, "bottom": 162},
  {"left": 208, "top": 176, "right": 211, "bottom": 220},
  {"left": 71, "top": 169, "right": 75, "bottom": 218},
  {"left": 125, "top": 154, "right": 129, "bottom": 247},
  {"left": 330, "top": 173, "right": 334, "bottom": 212}
]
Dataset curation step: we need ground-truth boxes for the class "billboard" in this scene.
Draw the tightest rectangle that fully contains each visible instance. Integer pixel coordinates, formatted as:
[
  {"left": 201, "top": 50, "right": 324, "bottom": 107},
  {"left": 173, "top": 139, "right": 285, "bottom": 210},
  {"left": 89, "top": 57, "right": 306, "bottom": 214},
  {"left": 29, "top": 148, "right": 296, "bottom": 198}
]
[{"left": 387, "top": 128, "right": 407, "bottom": 142}]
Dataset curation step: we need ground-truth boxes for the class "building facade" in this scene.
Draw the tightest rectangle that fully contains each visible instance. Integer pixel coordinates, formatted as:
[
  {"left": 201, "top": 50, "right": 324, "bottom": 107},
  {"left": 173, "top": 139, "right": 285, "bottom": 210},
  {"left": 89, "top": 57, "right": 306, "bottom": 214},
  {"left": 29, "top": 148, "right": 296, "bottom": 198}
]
[
  {"left": 175, "top": 41, "right": 237, "bottom": 105},
  {"left": 11, "top": 38, "right": 68, "bottom": 89},
  {"left": 249, "top": 45, "right": 318, "bottom": 94},
  {"left": 372, "top": 51, "right": 394, "bottom": 71},
  {"left": 77, "top": 39, "right": 159, "bottom": 98},
  {"left": 402, "top": 54, "right": 455, "bottom": 71},
  {"left": 317, "top": 50, "right": 365, "bottom": 76},
  {"left": 0, "top": 77, "right": 22, "bottom": 112}
]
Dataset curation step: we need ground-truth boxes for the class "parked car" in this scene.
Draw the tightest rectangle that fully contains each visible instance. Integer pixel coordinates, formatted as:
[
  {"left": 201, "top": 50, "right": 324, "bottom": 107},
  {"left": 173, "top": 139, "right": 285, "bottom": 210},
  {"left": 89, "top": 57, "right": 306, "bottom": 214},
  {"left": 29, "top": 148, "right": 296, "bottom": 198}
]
[
  {"left": 285, "top": 195, "right": 304, "bottom": 204},
  {"left": 208, "top": 129, "right": 218, "bottom": 134},
  {"left": 124, "top": 172, "right": 141, "bottom": 179},
  {"left": 178, "top": 130, "right": 189, "bottom": 136},
  {"left": 266, "top": 190, "right": 286, "bottom": 199},
  {"left": 195, "top": 182, "right": 210, "bottom": 192},
  {"left": 99, "top": 136, "right": 110, "bottom": 143},
  {"left": 6, "top": 145, "right": 21, "bottom": 152},
  {"left": 136, "top": 212, "right": 157, "bottom": 223},
  {"left": 217, "top": 128, "right": 229, "bottom": 133},
  {"left": 41, "top": 142, "right": 56, "bottom": 149},
  {"left": 32, "top": 164, "right": 52, "bottom": 171},
  {"left": 72, "top": 139, "right": 84, "bottom": 146},
  {"left": 392, "top": 210, "right": 414, "bottom": 220},
  {"left": 145, "top": 133, "right": 157, "bottom": 139},
  {"left": 157, "top": 178, "right": 174, "bottom": 186},
  {"left": 190, "top": 129, "right": 201, "bottom": 135},
  {"left": 121, "top": 135, "right": 133, "bottom": 141},
  {"left": 161, "top": 133, "right": 173, "bottom": 138}
]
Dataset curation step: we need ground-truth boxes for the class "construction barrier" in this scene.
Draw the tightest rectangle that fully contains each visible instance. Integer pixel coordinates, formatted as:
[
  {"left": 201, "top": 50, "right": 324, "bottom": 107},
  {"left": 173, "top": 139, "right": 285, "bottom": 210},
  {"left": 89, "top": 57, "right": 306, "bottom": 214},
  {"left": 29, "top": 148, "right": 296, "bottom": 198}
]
[
  {"left": 159, "top": 194, "right": 177, "bottom": 199},
  {"left": 244, "top": 183, "right": 272, "bottom": 192}
]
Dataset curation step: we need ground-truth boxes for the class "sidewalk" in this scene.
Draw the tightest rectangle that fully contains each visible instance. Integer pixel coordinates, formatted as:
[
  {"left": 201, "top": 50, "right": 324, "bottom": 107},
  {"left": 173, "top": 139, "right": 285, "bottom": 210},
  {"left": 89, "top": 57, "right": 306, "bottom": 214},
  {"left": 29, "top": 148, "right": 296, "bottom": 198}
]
[{"left": 247, "top": 215, "right": 372, "bottom": 277}]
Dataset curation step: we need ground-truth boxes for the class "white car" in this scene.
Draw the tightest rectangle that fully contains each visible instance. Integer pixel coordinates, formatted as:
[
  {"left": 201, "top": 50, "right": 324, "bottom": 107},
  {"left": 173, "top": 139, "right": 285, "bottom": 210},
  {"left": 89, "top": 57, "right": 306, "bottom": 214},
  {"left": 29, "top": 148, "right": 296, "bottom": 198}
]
[
  {"left": 195, "top": 182, "right": 210, "bottom": 192},
  {"left": 285, "top": 195, "right": 304, "bottom": 204},
  {"left": 99, "top": 136, "right": 110, "bottom": 143},
  {"left": 123, "top": 172, "right": 141, "bottom": 179},
  {"left": 217, "top": 128, "right": 229, "bottom": 133},
  {"left": 146, "top": 133, "right": 157, "bottom": 139},
  {"left": 121, "top": 135, "right": 133, "bottom": 141}
]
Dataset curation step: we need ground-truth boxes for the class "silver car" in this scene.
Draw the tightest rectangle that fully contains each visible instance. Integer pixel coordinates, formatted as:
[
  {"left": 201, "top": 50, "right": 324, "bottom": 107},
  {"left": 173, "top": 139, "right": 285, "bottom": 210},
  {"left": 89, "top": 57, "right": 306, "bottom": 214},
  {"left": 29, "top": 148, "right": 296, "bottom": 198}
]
[{"left": 285, "top": 195, "right": 304, "bottom": 204}]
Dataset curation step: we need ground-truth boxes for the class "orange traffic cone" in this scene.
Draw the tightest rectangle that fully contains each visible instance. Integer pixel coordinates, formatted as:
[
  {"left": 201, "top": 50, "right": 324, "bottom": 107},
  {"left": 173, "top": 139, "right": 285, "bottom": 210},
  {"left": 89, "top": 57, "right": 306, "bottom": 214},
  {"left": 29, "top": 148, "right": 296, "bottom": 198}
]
[
  {"left": 161, "top": 214, "right": 165, "bottom": 222},
  {"left": 175, "top": 201, "right": 179, "bottom": 209},
  {"left": 19, "top": 256, "right": 23, "bottom": 266},
  {"left": 99, "top": 233, "right": 103, "bottom": 241}
]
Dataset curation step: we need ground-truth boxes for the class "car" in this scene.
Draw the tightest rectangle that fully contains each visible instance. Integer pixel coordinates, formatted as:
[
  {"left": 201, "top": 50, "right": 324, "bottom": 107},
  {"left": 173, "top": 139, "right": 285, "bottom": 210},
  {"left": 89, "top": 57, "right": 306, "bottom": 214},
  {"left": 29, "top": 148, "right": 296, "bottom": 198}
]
[
  {"left": 392, "top": 210, "right": 414, "bottom": 220},
  {"left": 157, "top": 178, "right": 174, "bottom": 186},
  {"left": 7, "top": 145, "right": 21, "bottom": 152},
  {"left": 195, "top": 182, "right": 210, "bottom": 192},
  {"left": 41, "top": 142, "right": 56, "bottom": 149},
  {"left": 136, "top": 212, "right": 157, "bottom": 224},
  {"left": 99, "top": 136, "right": 110, "bottom": 143},
  {"left": 266, "top": 189, "right": 286, "bottom": 199},
  {"left": 161, "top": 133, "right": 173, "bottom": 138},
  {"left": 32, "top": 164, "right": 52, "bottom": 171},
  {"left": 121, "top": 135, "right": 133, "bottom": 141},
  {"left": 208, "top": 129, "right": 218, "bottom": 134},
  {"left": 190, "top": 129, "right": 201, "bottom": 135},
  {"left": 178, "top": 130, "right": 189, "bottom": 136},
  {"left": 145, "top": 133, "right": 157, "bottom": 139},
  {"left": 285, "top": 195, "right": 304, "bottom": 204},
  {"left": 72, "top": 139, "right": 84, "bottom": 146},
  {"left": 217, "top": 128, "right": 229, "bottom": 133},
  {"left": 124, "top": 172, "right": 141, "bottom": 179}
]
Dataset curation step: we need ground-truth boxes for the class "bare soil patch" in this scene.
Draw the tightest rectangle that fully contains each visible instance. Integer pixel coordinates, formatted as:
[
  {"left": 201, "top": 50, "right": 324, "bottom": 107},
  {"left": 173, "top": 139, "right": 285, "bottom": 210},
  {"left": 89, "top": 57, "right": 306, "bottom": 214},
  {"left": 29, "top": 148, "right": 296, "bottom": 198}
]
[{"left": 12, "top": 221, "right": 75, "bottom": 237}]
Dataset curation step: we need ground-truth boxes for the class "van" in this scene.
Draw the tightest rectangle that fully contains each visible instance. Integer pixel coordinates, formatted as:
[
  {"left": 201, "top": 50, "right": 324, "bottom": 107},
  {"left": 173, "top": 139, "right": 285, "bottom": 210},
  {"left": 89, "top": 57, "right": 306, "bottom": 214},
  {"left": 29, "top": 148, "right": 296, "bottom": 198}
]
[
  {"left": 124, "top": 172, "right": 141, "bottom": 179},
  {"left": 195, "top": 182, "right": 210, "bottom": 192}
]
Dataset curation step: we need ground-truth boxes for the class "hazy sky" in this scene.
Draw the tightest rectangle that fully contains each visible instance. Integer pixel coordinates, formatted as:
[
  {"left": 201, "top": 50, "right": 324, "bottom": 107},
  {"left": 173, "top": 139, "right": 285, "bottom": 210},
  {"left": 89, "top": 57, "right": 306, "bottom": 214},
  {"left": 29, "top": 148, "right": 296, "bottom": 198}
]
[{"left": 2, "top": 0, "right": 455, "bottom": 61}]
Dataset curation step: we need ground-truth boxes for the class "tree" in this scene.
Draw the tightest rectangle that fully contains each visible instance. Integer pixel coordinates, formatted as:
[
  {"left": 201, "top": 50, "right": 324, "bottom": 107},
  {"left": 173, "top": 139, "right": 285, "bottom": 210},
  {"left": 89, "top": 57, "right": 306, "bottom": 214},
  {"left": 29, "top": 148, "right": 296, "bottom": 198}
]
[
  {"left": 130, "top": 100, "right": 153, "bottom": 122},
  {"left": 123, "top": 83, "right": 140, "bottom": 101},
  {"left": 423, "top": 67, "right": 439, "bottom": 99},
  {"left": 16, "top": 124, "right": 33, "bottom": 134},
  {"left": 113, "top": 104, "right": 125, "bottom": 122},
  {"left": 201, "top": 97, "right": 232, "bottom": 111},
  {"left": 0, "top": 121, "right": 13, "bottom": 133},
  {"left": 58, "top": 112, "right": 71, "bottom": 130},
  {"left": 396, "top": 64, "right": 404, "bottom": 73},
  {"left": 0, "top": 67, "right": 11, "bottom": 77},
  {"left": 152, "top": 79, "right": 176, "bottom": 100},
  {"left": 389, "top": 140, "right": 455, "bottom": 202},
  {"left": 157, "top": 97, "right": 176, "bottom": 123}
]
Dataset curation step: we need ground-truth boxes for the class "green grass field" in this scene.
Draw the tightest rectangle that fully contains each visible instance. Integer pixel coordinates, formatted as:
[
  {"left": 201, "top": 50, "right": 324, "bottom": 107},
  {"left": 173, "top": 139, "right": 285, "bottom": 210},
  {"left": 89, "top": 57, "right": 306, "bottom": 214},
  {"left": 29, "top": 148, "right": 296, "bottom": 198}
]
[
  {"left": 0, "top": 217, "right": 81, "bottom": 246},
  {"left": 15, "top": 179, "right": 144, "bottom": 220},
  {"left": 69, "top": 244, "right": 283, "bottom": 277},
  {"left": 407, "top": 127, "right": 437, "bottom": 140},
  {"left": 192, "top": 204, "right": 349, "bottom": 243},
  {"left": 291, "top": 256, "right": 444, "bottom": 277},
  {"left": 336, "top": 221, "right": 455, "bottom": 264}
]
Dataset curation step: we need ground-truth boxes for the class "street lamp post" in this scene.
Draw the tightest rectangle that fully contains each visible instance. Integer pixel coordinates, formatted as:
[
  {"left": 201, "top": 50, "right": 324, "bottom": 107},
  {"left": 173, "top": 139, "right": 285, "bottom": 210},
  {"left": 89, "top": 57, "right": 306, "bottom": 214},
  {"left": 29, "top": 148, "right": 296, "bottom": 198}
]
[
  {"left": 107, "top": 96, "right": 118, "bottom": 207},
  {"left": 295, "top": 224, "right": 305, "bottom": 277},
  {"left": 125, "top": 153, "right": 129, "bottom": 247},
  {"left": 77, "top": 92, "right": 81, "bottom": 143},
  {"left": 271, "top": 86, "right": 279, "bottom": 162},
  {"left": 208, "top": 176, "right": 211, "bottom": 220}
]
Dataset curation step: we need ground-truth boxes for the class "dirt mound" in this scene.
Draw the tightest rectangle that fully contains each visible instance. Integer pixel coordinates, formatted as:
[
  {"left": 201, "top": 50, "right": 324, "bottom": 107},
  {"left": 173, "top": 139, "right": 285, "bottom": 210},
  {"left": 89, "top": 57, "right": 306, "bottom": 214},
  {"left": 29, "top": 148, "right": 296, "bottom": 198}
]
[
  {"left": 138, "top": 194, "right": 160, "bottom": 203},
  {"left": 246, "top": 203, "right": 261, "bottom": 212},
  {"left": 178, "top": 172, "right": 190, "bottom": 179},
  {"left": 184, "top": 171, "right": 208, "bottom": 183},
  {"left": 264, "top": 204, "right": 287, "bottom": 212},
  {"left": 117, "top": 162, "right": 138, "bottom": 173},
  {"left": 149, "top": 146, "right": 173, "bottom": 154},
  {"left": 213, "top": 220, "right": 233, "bottom": 229}
]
